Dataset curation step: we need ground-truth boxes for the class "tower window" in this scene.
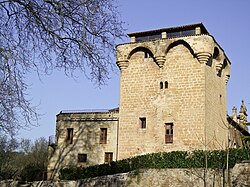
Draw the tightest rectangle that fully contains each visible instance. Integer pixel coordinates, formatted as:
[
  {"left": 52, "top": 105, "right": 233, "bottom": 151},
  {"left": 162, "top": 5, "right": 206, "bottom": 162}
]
[
  {"left": 100, "top": 128, "right": 107, "bottom": 144},
  {"left": 165, "top": 81, "right": 168, "bottom": 89},
  {"left": 78, "top": 154, "right": 87, "bottom": 163},
  {"left": 104, "top": 152, "right": 113, "bottom": 163},
  {"left": 140, "top": 117, "right": 146, "bottom": 128},
  {"left": 160, "top": 82, "right": 163, "bottom": 89},
  {"left": 165, "top": 123, "right": 173, "bottom": 144},
  {"left": 66, "top": 128, "right": 73, "bottom": 144}
]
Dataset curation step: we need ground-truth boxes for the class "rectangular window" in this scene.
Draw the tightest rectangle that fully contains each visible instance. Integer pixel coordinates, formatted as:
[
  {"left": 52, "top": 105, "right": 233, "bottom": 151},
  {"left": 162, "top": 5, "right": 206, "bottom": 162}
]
[
  {"left": 78, "top": 154, "right": 87, "bottom": 163},
  {"left": 66, "top": 128, "right": 73, "bottom": 144},
  {"left": 136, "top": 34, "right": 161, "bottom": 42},
  {"left": 140, "top": 117, "right": 146, "bottom": 128},
  {"left": 100, "top": 128, "right": 107, "bottom": 144},
  {"left": 167, "top": 29, "right": 195, "bottom": 38},
  {"left": 165, "top": 123, "right": 173, "bottom": 144},
  {"left": 104, "top": 152, "right": 113, "bottom": 163}
]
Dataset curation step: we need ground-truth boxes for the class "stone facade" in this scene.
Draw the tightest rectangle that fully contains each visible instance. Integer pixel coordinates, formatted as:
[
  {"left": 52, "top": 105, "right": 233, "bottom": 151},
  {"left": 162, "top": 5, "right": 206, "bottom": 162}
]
[
  {"left": 47, "top": 23, "right": 249, "bottom": 180},
  {"left": 47, "top": 111, "right": 119, "bottom": 180},
  {"left": 117, "top": 23, "right": 230, "bottom": 160}
]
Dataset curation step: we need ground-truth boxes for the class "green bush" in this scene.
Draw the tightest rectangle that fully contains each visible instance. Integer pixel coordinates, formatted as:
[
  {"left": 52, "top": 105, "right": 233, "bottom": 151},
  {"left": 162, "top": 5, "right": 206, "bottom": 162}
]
[
  {"left": 60, "top": 149, "right": 250, "bottom": 180},
  {"left": 20, "top": 164, "right": 46, "bottom": 181}
]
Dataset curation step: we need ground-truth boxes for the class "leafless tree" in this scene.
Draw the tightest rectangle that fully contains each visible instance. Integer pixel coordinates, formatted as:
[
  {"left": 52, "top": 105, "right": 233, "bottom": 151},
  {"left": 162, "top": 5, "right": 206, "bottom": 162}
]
[
  {"left": 0, "top": 0, "right": 125, "bottom": 136},
  {"left": 0, "top": 136, "right": 48, "bottom": 180},
  {"left": 0, "top": 135, "right": 19, "bottom": 179}
]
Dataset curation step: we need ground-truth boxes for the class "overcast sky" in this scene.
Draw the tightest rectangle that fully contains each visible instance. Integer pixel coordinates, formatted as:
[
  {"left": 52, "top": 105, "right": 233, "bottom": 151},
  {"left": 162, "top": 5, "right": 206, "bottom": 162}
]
[{"left": 19, "top": 0, "right": 250, "bottom": 140}]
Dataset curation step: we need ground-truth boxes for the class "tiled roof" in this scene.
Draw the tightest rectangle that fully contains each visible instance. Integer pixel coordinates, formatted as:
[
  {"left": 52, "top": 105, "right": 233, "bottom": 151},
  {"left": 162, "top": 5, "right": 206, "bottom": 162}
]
[
  {"left": 128, "top": 23, "right": 209, "bottom": 37},
  {"left": 59, "top": 108, "right": 119, "bottom": 114}
]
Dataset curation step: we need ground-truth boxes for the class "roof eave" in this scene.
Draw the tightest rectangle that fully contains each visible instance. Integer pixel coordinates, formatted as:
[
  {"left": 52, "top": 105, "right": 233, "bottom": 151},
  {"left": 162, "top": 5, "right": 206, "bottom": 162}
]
[
  {"left": 227, "top": 115, "right": 250, "bottom": 137},
  {"left": 127, "top": 23, "right": 209, "bottom": 37}
]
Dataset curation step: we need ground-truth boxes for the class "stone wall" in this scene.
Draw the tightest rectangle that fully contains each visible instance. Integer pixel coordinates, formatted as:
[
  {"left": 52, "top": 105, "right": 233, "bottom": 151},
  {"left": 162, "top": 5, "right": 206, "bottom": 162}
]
[
  {"left": 117, "top": 35, "right": 230, "bottom": 160},
  {"left": 47, "top": 111, "right": 119, "bottom": 180},
  {"left": 2, "top": 162, "right": 249, "bottom": 187},
  {"left": 205, "top": 63, "right": 228, "bottom": 149}
]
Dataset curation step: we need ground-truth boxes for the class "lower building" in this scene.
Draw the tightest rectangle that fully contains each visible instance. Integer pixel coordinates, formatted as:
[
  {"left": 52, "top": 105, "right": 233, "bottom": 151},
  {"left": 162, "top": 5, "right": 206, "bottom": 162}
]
[{"left": 47, "top": 109, "right": 119, "bottom": 180}]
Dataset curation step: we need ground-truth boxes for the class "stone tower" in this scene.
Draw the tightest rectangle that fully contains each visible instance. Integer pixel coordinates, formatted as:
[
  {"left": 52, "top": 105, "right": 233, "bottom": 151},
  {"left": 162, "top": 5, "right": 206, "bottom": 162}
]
[{"left": 116, "top": 23, "right": 231, "bottom": 160}]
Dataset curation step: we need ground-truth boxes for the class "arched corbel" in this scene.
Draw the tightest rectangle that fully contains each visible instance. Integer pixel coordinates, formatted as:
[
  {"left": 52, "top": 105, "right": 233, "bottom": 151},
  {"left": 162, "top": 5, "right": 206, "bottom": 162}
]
[
  {"left": 215, "top": 61, "right": 223, "bottom": 73},
  {"left": 155, "top": 56, "right": 165, "bottom": 68},
  {"left": 224, "top": 60, "right": 230, "bottom": 85},
  {"left": 196, "top": 52, "right": 212, "bottom": 64},
  {"left": 116, "top": 59, "right": 129, "bottom": 71},
  {"left": 225, "top": 75, "right": 230, "bottom": 85}
]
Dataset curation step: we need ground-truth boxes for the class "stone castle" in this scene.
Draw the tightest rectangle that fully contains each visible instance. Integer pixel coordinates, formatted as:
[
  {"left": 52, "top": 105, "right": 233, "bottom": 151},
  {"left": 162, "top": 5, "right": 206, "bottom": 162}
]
[{"left": 47, "top": 23, "right": 249, "bottom": 180}]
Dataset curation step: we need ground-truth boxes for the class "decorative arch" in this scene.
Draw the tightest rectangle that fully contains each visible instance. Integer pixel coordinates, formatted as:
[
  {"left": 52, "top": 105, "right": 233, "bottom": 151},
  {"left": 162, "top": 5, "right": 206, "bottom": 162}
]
[
  {"left": 127, "top": 46, "right": 155, "bottom": 60},
  {"left": 165, "top": 40, "right": 195, "bottom": 57},
  {"left": 219, "top": 59, "right": 230, "bottom": 83},
  {"left": 217, "top": 59, "right": 228, "bottom": 77},
  {"left": 213, "top": 47, "right": 219, "bottom": 59}
]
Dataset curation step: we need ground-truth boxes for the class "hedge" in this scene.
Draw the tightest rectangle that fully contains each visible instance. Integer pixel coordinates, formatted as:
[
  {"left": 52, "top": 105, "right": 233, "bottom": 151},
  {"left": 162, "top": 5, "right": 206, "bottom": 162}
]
[{"left": 60, "top": 149, "right": 250, "bottom": 180}]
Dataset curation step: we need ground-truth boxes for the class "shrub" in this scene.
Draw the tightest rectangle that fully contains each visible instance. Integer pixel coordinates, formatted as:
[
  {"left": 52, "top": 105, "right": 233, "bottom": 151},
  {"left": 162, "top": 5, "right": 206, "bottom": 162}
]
[
  {"left": 60, "top": 149, "right": 250, "bottom": 180},
  {"left": 20, "top": 164, "right": 46, "bottom": 181}
]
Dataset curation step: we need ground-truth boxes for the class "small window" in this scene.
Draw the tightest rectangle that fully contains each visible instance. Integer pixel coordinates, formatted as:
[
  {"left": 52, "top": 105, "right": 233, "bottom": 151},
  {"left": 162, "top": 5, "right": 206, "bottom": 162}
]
[
  {"left": 160, "top": 82, "right": 163, "bottom": 89},
  {"left": 165, "top": 81, "right": 168, "bottom": 89},
  {"left": 165, "top": 123, "right": 173, "bottom": 144},
  {"left": 100, "top": 128, "right": 107, "bottom": 144},
  {"left": 104, "top": 152, "right": 113, "bottom": 163},
  {"left": 140, "top": 117, "right": 146, "bottom": 128},
  {"left": 78, "top": 154, "right": 87, "bottom": 163},
  {"left": 66, "top": 128, "right": 73, "bottom": 144}
]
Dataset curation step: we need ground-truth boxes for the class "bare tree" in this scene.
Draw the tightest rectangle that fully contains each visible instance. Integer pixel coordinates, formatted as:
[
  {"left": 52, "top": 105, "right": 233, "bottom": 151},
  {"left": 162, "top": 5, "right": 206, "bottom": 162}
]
[
  {"left": 0, "top": 135, "right": 19, "bottom": 179},
  {"left": 20, "top": 137, "right": 48, "bottom": 181},
  {"left": 0, "top": 0, "right": 125, "bottom": 136},
  {"left": 0, "top": 136, "right": 49, "bottom": 181}
]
